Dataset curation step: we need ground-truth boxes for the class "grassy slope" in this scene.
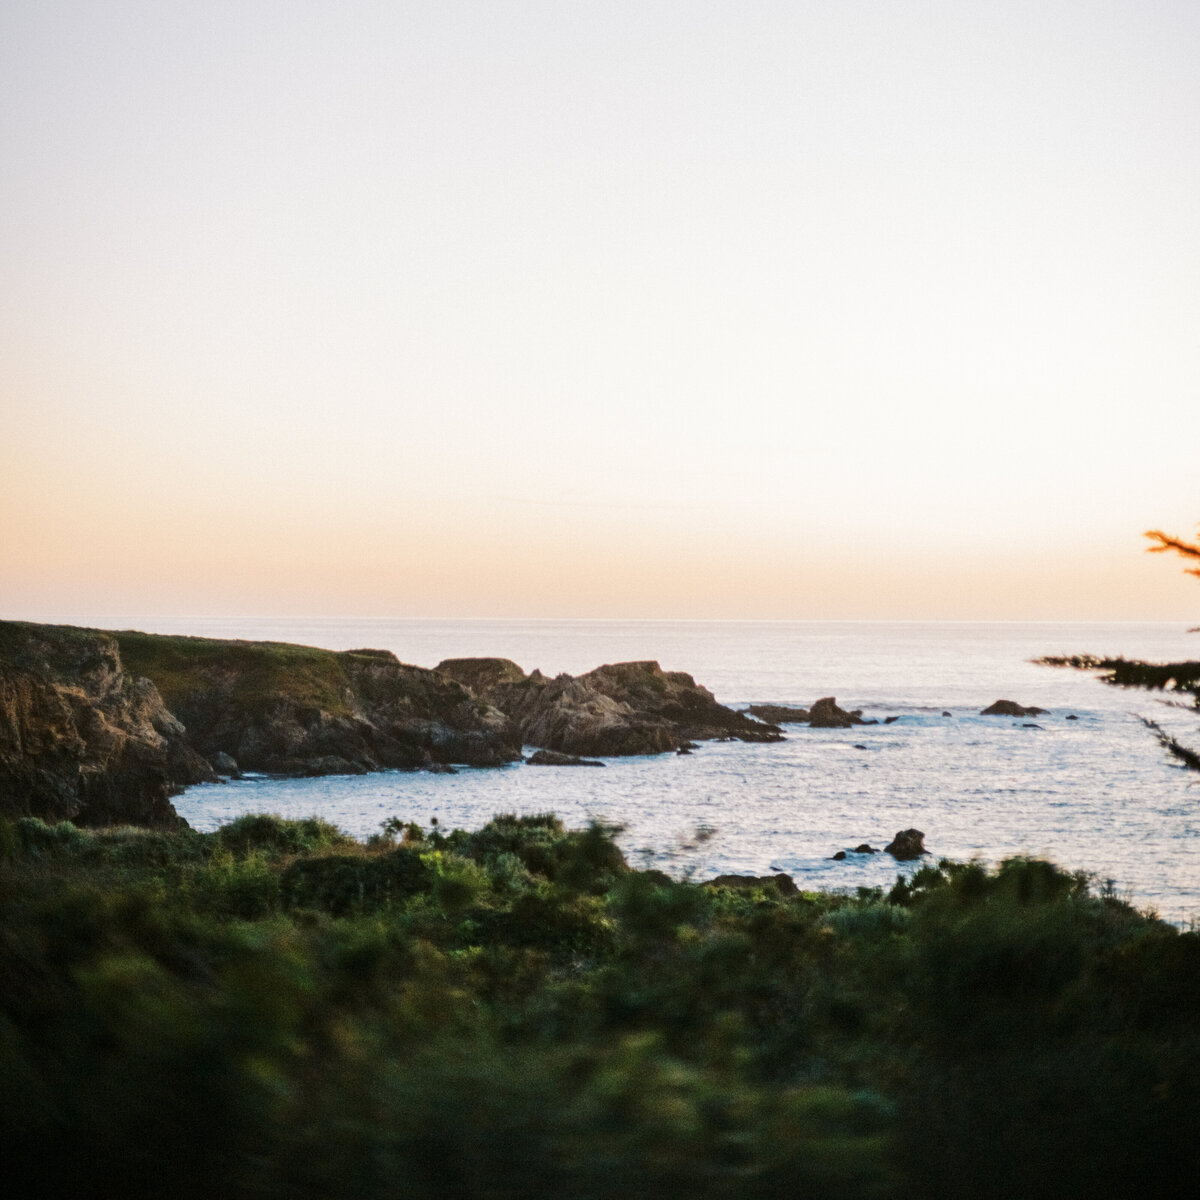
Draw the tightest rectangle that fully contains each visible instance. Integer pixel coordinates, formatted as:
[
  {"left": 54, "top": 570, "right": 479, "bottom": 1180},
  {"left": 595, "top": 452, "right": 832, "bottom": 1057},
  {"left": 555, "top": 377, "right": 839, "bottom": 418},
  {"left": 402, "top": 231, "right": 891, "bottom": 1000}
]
[
  {"left": 113, "top": 629, "right": 362, "bottom": 719},
  {"left": 0, "top": 619, "right": 366, "bottom": 719}
]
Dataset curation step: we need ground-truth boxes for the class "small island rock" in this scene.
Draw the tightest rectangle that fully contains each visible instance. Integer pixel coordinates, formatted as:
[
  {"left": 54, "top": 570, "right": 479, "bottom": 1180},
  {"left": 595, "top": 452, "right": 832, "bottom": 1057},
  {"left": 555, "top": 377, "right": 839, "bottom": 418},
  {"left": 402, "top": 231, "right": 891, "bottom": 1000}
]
[
  {"left": 884, "top": 829, "right": 927, "bottom": 860},
  {"left": 981, "top": 699, "right": 1047, "bottom": 717},
  {"left": 809, "top": 697, "right": 866, "bottom": 728}
]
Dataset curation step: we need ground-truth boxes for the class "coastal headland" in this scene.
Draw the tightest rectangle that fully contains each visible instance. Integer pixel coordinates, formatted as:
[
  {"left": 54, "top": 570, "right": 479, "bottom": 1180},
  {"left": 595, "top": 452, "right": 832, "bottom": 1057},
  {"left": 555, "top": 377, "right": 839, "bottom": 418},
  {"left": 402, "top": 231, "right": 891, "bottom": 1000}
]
[{"left": 0, "top": 620, "right": 782, "bottom": 827}]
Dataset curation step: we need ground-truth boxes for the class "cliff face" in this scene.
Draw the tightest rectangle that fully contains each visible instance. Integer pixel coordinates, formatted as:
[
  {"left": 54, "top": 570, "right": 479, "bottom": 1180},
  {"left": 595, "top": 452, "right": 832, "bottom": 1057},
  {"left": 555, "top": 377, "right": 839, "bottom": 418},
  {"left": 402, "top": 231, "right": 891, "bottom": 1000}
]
[
  {"left": 0, "top": 622, "right": 523, "bottom": 827},
  {"left": 111, "top": 632, "right": 523, "bottom": 775},
  {"left": 0, "top": 623, "right": 211, "bottom": 827},
  {"left": 436, "top": 658, "right": 783, "bottom": 756},
  {"left": 1, "top": 623, "right": 782, "bottom": 828}
]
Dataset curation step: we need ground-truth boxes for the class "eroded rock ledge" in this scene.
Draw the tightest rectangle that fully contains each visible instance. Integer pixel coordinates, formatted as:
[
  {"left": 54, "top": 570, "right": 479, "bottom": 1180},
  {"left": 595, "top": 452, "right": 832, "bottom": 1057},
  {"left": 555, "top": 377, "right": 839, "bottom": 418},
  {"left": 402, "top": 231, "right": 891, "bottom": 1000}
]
[{"left": 436, "top": 657, "right": 783, "bottom": 758}]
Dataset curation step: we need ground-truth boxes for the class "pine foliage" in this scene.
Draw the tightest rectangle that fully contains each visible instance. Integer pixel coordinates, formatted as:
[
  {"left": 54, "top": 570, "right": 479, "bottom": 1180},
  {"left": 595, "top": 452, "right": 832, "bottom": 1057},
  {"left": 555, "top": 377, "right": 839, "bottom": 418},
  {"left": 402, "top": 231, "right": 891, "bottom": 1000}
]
[{"left": 1039, "top": 525, "right": 1200, "bottom": 769}]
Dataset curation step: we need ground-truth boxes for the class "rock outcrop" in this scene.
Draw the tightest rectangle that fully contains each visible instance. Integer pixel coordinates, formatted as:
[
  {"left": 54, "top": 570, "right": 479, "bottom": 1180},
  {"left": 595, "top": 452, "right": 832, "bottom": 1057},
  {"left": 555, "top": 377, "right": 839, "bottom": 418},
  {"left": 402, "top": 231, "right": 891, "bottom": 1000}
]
[
  {"left": 981, "top": 699, "right": 1047, "bottom": 717},
  {"left": 1, "top": 621, "right": 525, "bottom": 826},
  {"left": 525, "top": 749, "right": 605, "bottom": 767},
  {"left": 0, "top": 623, "right": 211, "bottom": 827},
  {"left": 747, "top": 703, "right": 811, "bottom": 724},
  {"left": 809, "top": 697, "right": 868, "bottom": 728},
  {"left": 433, "top": 657, "right": 527, "bottom": 693},
  {"left": 884, "top": 829, "right": 927, "bottom": 860},
  {"left": 115, "top": 630, "right": 522, "bottom": 775},
  {"left": 438, "top": 658, "right": 784, "bottom": 757}
]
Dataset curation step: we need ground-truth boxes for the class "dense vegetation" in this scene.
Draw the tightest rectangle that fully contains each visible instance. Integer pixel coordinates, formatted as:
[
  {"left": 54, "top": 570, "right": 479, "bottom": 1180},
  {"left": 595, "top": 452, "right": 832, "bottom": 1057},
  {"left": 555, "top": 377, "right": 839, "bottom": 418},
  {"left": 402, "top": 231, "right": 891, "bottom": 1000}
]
[{"left": 2, "top": 811, "right": 1197, "bottom": 1198}]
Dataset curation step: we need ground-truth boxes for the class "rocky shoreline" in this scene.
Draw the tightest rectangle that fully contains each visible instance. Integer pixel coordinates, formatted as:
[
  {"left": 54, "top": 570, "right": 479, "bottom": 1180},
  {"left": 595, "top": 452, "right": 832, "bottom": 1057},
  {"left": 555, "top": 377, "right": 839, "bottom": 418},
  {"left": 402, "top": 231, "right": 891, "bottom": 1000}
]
[
  {"left": 0, "top": 621, "right": 783, "bottom": 828},
  {"left": 0, "top": 619, "right": 1071, "bottom": 831}
]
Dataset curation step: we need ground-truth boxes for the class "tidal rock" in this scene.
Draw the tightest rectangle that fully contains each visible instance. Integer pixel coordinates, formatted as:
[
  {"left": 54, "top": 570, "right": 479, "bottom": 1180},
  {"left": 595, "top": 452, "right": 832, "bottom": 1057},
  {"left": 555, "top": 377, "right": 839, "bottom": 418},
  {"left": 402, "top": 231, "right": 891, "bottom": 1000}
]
[
  {"left": 809, "top": 697, "right": 865, "bottom": 728},
  {"left": 831, "top": 850, "right": 847, "bottom": 860},
  {"left": 942, "top": 711, "right": 953, "bottom": 717},
  {"left": 210, "top": 750, "right": 241, "bottom": 778},
  {"left": 525, "top": 749, "right": 605, "bottom": 767},
  {"left": 981, "top": 699, "right": 1047, "bottom": 717},
  {"left": 706, "top": 872, "right": 798, "bottom": 896},
  {"left": 1022, "top": 723, "right": 1043, "bottom": 730},
  {"left": 747, "top": 703, "right": 811, "bottom": 724},
  {"left": 1066, "top": 714, "right": 1078, "bottom": 720},
  {"left": 884, "top": 828, "right": 927, "bottom": 860},
  {"left": 854, "top": 844, "right": 878, "bottom": 854},
  {"left": 884, "top": 715, "right": 900, "bottom": 724}
]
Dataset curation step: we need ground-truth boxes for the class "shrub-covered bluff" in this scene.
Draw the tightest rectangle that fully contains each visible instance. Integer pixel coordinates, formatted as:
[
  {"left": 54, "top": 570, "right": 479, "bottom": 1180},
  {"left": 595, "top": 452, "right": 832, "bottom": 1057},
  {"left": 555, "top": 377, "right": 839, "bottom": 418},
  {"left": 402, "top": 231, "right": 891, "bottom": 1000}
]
[
  {"left": 1, "top": 810, "right": 1196, "bottom": 1199},
  {"left": 0, "top": 621, "right": 781, "bottom": 828}
]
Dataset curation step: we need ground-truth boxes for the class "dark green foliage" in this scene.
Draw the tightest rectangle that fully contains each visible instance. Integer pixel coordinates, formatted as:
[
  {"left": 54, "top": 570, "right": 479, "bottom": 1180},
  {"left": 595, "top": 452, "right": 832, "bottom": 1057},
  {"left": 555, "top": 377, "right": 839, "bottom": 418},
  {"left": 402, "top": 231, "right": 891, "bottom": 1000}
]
[
  {"left": 216, "top": 811, "right": 353, "bottom": 858},
  {"left": 1, "top": 814, "right": 1196, "bottom": 1199},
  {"left": 281, "top": 847, "right": 433, "bottom": 916}
]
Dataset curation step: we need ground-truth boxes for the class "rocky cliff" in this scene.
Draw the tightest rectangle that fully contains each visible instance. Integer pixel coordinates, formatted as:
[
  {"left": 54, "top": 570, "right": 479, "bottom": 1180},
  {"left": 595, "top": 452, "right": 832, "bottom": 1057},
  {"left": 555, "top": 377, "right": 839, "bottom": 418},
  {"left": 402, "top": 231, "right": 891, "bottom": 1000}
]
[
  {"left": 0, "top": 621, "right": 522, "bottom": 826},
  {"left": 114, "top": 631, "right": 522, "bottom": 775},
  {"left": 1, "top": 623, "right": 783, "bottom": 828},
  {"left": 435, "top": 657, "right": 783, "bottom": 756},
  {"left": 0, "top": 623, "right": 211, "bottom": 827}
]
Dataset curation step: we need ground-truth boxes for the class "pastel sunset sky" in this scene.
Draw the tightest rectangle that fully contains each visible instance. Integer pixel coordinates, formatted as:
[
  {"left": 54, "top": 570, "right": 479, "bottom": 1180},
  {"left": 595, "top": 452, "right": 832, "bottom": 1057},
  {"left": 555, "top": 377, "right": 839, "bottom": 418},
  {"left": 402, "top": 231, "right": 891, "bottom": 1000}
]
[{"left": 3, "top": 1, "right": 1198, "bottom": 621}]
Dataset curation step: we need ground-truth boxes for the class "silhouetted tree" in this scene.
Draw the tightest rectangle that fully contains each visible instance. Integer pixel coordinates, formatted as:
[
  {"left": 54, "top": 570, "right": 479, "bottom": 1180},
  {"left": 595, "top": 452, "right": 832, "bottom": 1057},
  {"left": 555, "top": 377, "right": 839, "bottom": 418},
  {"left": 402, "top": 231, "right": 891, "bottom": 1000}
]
[{"left": 1039, "top": 526, "right": 1200, "bottom": 769}]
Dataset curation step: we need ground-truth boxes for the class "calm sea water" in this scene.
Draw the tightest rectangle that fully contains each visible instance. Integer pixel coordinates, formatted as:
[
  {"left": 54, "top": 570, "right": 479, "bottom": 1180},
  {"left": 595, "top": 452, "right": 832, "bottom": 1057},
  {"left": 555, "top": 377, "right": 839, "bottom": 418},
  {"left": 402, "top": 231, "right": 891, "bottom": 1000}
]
[{"left": 150, "top": 618, "right": 1200, "bottom": 923}]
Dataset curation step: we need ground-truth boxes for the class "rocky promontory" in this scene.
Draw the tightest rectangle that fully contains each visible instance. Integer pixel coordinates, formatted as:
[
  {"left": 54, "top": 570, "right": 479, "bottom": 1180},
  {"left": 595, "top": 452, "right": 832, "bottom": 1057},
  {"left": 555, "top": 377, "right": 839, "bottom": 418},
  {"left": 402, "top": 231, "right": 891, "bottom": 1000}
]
[
  {"left": 436, "top": 657, "right": 784, "bottom": 757},
  {"left": 0, "top": 622, "right": 211, "bottom": 827},
  {"left": 2, "top": 623, "right": 786, "bottom": 827},
  {"left": 1, "top": 621, "right": 522, "bottom": 826}
]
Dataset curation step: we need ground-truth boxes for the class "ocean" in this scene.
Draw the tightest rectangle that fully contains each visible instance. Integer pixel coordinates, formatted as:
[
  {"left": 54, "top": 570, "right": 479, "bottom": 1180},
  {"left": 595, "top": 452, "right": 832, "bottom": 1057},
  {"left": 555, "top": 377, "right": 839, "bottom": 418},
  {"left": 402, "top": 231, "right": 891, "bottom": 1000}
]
[{"left": 148, "top": 618, "right": 1200, "bottom": 923}]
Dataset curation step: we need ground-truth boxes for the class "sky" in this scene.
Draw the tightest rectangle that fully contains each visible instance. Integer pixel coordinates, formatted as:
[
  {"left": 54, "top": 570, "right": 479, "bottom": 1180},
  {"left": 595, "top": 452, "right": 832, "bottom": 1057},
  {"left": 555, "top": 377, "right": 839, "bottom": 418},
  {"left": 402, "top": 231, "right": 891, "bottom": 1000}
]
[{"left": 3, "top": 0, "right": 1199, "bottom": 622}]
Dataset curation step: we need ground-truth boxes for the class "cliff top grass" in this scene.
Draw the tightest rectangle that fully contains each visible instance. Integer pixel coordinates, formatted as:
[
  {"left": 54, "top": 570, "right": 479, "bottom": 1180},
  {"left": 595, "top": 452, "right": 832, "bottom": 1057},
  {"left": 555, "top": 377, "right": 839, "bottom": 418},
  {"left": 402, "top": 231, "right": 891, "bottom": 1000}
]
[
  {"left": 0, "top": 618, "right": 437, "bottom": 719},
  {"left": 113, "top": 627, "right": 364, "bottom": 717}
]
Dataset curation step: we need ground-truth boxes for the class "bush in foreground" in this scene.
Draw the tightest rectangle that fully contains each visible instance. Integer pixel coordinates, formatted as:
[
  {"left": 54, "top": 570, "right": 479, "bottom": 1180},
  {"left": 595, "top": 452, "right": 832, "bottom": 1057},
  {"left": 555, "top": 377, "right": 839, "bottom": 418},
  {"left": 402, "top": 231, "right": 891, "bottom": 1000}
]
[{"left": 1, "top": 813, "right": 1197, "bottom": 1198}]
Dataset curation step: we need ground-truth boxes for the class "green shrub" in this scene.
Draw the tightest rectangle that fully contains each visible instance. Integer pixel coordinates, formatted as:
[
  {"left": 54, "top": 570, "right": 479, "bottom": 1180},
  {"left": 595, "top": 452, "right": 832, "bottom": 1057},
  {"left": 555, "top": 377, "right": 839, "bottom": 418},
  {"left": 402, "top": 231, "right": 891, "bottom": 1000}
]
[{"left": 216, "top": 812, "right": 352, "bottom": 858}]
